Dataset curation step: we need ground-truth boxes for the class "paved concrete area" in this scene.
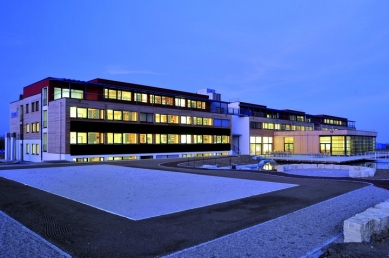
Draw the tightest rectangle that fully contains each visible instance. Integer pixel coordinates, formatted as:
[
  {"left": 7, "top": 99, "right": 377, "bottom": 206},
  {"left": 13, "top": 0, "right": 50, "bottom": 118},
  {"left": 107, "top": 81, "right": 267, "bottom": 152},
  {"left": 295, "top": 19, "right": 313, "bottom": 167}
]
[
  {"left": 0, "top": 165, "right": 296, "bottom": 220},
  {"left": 0, "top": 158, "right": 388, "bottom": 257}
]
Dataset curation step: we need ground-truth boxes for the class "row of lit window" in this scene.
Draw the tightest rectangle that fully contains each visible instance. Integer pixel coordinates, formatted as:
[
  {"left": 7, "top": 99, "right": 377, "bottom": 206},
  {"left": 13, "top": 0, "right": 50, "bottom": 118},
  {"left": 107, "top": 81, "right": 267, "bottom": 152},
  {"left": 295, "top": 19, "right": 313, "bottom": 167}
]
[
  {"left": 54, "top": 88, "right": 83, "bottom": 100},
  {"left": 324, "top": 119, "right": 344, "bottom": 125},
  {"left": 25, "top": 122, "right": 40, "bottom": 133},
  {"left": 250, "top": 122, "right": 313, "bottom": 131},
  {"left": 70, "top": 107, "right": 229, "bottom": 127},
  {"left": 25, "top": 144, "right": 40, "bottom": 155},
  {"left": 250, "top": 136, "right": 273, "bottom": 144},
  {"left": 70, "top": 132, "right": 230, "bottom": 144}
]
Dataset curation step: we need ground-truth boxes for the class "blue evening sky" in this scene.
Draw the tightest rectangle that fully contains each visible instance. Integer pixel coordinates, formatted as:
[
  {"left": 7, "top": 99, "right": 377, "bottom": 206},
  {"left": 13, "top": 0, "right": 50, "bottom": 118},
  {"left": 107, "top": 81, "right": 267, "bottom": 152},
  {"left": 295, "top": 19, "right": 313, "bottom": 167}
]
[{"left": 1, "top": 1, "right": 388, "bottom": 142}]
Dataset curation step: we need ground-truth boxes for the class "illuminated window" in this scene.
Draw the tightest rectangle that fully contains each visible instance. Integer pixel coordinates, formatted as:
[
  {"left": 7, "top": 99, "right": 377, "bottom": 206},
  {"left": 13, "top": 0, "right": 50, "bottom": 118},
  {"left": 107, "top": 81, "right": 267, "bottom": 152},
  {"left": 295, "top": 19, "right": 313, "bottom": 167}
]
[
  {"left": 113, "top": 133, "right": 122, "bottom": 144},
  {"left": 180, "top": 116, "right": 192, "bottom": 124},
  {"left": 123, "top": 133, "right": 137, "bottom": 144},
  {"left": 36, "top": 122, "right": 40, "bottom": 132},
  {"left": 88, "top": 108, "right": 104, "bottom": 119},
  {"left": 168, "top": 115, "right": 178, "bottom": 124},
  {"left": 203, "top": 118, "right": 213, "bottom": 126},
  {"left": 214, "top": 135, "right": 222, "bottom": 143},
  {"left": 168, "top": 134, "right": 179, "bottom": 144},
  {"left": 162, "top": 96, "right": 173, "bottom": 105},
  {"left": 123, "top": 111, "right": 137, "bottom": 121},
  {"left": 155, "top": 134, "right": 167, "bottom": 144},
  {"left": 175, "top": 98, "right": 186, "bottom": 107},
  {"left": 25, "top": 124, "right": 30, "bottom": 133},
  {"left": 194, "top": 117, "right": 203, "bottom": 125},
  {"left": 88, "top": 132, "right": 104, "bottom": 144},
  {"left": 150, "top": 95, "right": 162, "bottom": 104},
  {"left": 181, "top": 135, "right": 191, "bottom": 144},
  {"left": 107, "top": 133, "right": 113, "bottom": 144},
  {"left": 77, "top": 108, "right": 87, "bottom": 118},
  {"left": 32, "top": 144, "right": 35, "bottom": 154},
  {"left": 35, "top": 144, "right": 40, "bottom": 155},
  {"left": 121, "top": 91, "right": 131, "bottom": 101},
  {"left": 70, "top": 107, "right": 77, "bottom": 118},
  {"left": 78, "top": 133, "right": 87, "bottom": 144},
  {"left": 105, "top": 89, "right": 118, "bottom": 99},
  {"left": 32, "top": 123, "right": 36, "bottom": 132},
  {"left": 140, "top": 134, "right": 152, "bottom": 144},
  {"left": 222, "top": 136, "right": 229, "bottom": 143},
  {"left": 194, "top": 135, "right": 203, "bottom": 143},
  {"left": 114, "top": 110, "right": 122, "bottom": 120},
  {"left": 135, "top": 93, "right": 147, "bottom": 103},
  {"left": 70, "top": 132, "right": 77, "bottom": 144},
  {"left": 203, "top": 135, "right": 213, "bottom": 144},
  {"left": 107, "top": 110, "right": 114, "bottom": 120}
]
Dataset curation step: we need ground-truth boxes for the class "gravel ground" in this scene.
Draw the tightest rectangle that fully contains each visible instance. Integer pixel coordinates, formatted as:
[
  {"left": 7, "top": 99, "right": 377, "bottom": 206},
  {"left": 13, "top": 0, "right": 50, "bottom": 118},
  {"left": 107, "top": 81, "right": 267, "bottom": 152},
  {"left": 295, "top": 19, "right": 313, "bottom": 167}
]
[
  {"left": 166, "top": 185, "right": 389, "bottom": 258},
  {"left": 0, "top": 211, "right": 71, "bottom": 258}
]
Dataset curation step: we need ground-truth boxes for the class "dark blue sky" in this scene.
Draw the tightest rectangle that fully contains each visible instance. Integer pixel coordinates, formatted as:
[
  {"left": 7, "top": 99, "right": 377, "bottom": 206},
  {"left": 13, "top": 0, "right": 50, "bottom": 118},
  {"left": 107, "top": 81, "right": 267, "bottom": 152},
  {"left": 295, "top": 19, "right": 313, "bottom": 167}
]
[{"left": 1, "top": 1, "right": 388, "bottom": 142}]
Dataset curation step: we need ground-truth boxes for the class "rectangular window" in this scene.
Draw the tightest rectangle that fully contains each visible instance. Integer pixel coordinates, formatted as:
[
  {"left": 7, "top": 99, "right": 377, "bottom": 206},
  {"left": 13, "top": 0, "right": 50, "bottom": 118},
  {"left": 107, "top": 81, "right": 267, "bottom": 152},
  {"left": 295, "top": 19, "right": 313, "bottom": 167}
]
[
  {"left": 222, "top": 135, "right": 230, "bottom": 143},
  {"left": 140, "top": 113, "right": 153, "bottom": 122},
  {"left": 168, "top": 134, "right": 179, "bottom": 144},
  {"left": 107, "top": 133, "right": 113, "bottom": 144},
  {"left": 175, "top": 98, "right": 186, "bottom": 107},
  {"left": 71, "top": 89, "right": 83, "bottom": 99},
  {"left": 31, "top": 144, "right": 35, "bottom": 154},
  {"left": 123, "top": 133, "right": 137, "bottom": 144},
  {"left": 26, "top": 144, "right": 29, "bottom": 154},
  {"left": 107, "top": 109, "right": 114, "bottom": 120},
  {"left": 105, "top": 89, "right": 118, "bottom": 99},
  {"left": 31, "top": 102, "right": 35, "bottom": 112},
  {"left": 180, "top": 116, "right": 192, "bottom": 125},
  {"left": 32, "top": 123, "right": 36, "bottom": 132},
  {"left": 194, "top": 135, "right": 203, "bottom": 144},
  {"left": 214, "top": 135, "right": 222, "bottom": 144},
  {"left": 88, "top": 108, "right": 103, "bottom": 119},
  {"left": 114, "top": 110, "right": 122, "bottom": 120},
  {"left": 77, "top": 108, "right": 87, "bottom": 118},
  {"left": 155, "top": 134, "right": 167, "bottom": 144},
  {"left": 26, "top": 104, "right": 29, "bottom": 113},
  {"left": 36, "top": 144, "right": 40, "bottom": 155},
  {"left": 150, "top": 95, "right": 162, "bottom": 104},
  {"left": 88, "top": 132, "right": 103, "bottom": 144},
  {"left": 168, "top": 115, "right": 179, "bottom": 124},
  {"left": 36, "top": 122, "right": 40, "bottom": 132},
  {"left": 25, "top": 124, "right": 30, "bottom": 133},
  {"left": 70, "top": 107, "right": 77, "bottom": 118},
  {"left": 35, "top": 101, "right": 39, "bottom": 111},
  {"left": 162, "top": 96, "right": 173, "bottom": 105},
  {"left": 135, "top": 93, "right": 147, "bottom": 103},
  {"left": 203, "top": 135, "right": 213, "bottom": 144},
  {"left": 70, "top": 132, "right": 77, "bottom": 144},
  {"left": 194, "top": 117, "right": 203, "bottom": 125},
  {"left": 203, "top": 118, "right": 213, "bottom": 126},
  {"left": 78, "top": 133, "right": 87, "bottom": 144},
  {"left": 43, "top": 133, "right": 47, "bottom": 151},
  {"left": 114, "top": 133, "right": 122, "bottom": 144},
  {"left": 139, "top": 134, "right": 152, "bottom": 144},
  {"left": 181, "top": 135, "right": 191, "bottom": 144},
  {"left": 121, "top": 91, "right": 131, "bottom": 101},
  {"left": 214, "top": 119, "right": 229, "bottom": 127},
  {"left": 43, "top": 88, "right": 47, "bottom": 106},
  {"left": 54, "top": 87, "right": 62, "bottom": 99},
  {"left": 123, "top": 111, "right": 137, "bottom": 121}
]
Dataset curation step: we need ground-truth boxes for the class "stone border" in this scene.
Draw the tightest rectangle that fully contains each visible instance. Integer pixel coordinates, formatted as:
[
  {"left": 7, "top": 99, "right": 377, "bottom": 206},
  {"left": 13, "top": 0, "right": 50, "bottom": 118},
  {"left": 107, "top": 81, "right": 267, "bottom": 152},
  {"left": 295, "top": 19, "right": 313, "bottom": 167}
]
[
  {"left": 276, "top": 164, "right": 376, "bottom": 178},
  {"left": 343, "top": 200, "right": 389, "bottom": 242}
]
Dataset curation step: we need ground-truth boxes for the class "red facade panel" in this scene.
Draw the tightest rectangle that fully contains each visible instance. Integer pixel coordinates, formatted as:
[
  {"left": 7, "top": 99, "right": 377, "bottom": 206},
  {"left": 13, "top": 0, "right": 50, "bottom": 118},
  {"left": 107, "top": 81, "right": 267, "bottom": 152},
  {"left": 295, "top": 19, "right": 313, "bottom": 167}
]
[{"left": 23, "top": 78, "right": 51, "bottom": 98}]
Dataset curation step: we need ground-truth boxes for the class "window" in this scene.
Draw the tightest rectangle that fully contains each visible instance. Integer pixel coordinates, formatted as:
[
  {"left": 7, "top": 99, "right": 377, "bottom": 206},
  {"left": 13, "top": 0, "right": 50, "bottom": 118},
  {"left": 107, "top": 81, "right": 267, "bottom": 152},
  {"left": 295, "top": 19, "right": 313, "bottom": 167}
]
[
  {"left": 203, "top": 118, "right": 212, "bottom": 126},
  {"left": 203, "top": 135, "right": 213, "bottom": 144},
  {"left": 123, "top": 133, "right": 137, "bottom": 144},
  {"left": 168, "top": 115, "right": 179, "bottom": 124},
  {"left": 31, "top": 102, "right": 35, "bottom": 112},
  {"left": 114, "top": 110, "right": 122, "bottom": 120},
  {"left": 88, "top": 108, "right": 104, "bottom": 119},
  {"left": 140, "top": 134, "right": 152, "bottom": 144},
  {"left": 70, "top": 132, "right": 77, "bottom": 144},
  {"left": 35, "top": 144, "right": 40, "bottom": 155},
  {"left": 25, "top": 124, "right": 30, "bottom": 133},
  {"left": 140, "top": 113, "right": 153, "bottom": 122},
  {"left": 162, "top": 96, "right": 173, "bottom": 105},
  {"left": 194, "top": 135, "right": 203, "bottom": 144},
  {"left": 181, "top": 135, "right": 191, "bottom": 144},
  {"left": 135, "top": 93, "right": 147, "bottom": 103},
  {"left": 107, "top": 109, "right": 114, "bottom": 120},
  {"left": 155, "top": 134, "right": 167, "bottom": 144},
  {"left": 54, "top": 87, "right": 84, "bottom": 100},
  {"left": 194, "top": 117, "right": 202, "bottom": 125},
  {"left": 150, "top": 95, "right": 162, "bottom": 104},
  {"left": 35, "top": 101, "right": 39, "bottom": 111},
  {"left": 175, "top": 98, "right": 186, "bottom": 107},
  {"left": 222, "top": 136, "right": 229, "bottom": 143},
  {"left": 43, "top": 133, "right": 47, "bottom": 151},
  {"left": 26, "top": 104, "right": 29, "bottom": 113},
  {"left": 31, "top": 144, "right": 36, "bottom": 154},
  {"left": 168, "top": 134, "right": 179, "bottom": 144},
  {"left": 32, "top": 123, "right": 36, "bottom": 132},
  {"left": 123, "top": 111, "right": 137, "bottom": 121},
  {"left": 105, "top": 89, "right": 118, "bottom": 99},
  {"left": 26, "top": 144, "right": 29, "bottom": 154},
  {"left": 88, "top": 132, "right": 104, "bottom": 144},
  {"left": 43, "top": 88, "right": 47, "bottom": 106},
  {"left": 214, "top": 119, "right": 229, "bottom": 127},
  {"left": 121, "top": 91, "right": 131, "bottom": 101},
  {"left": 78, "top": 108, "right": 87, "bottom": 118},
  {"left": 180, "top": 116, "right": 192, "bottom": 125},
  {"left": 77, "top": 133, "right": 87, "bottom": 144},
  {"left": 113, "top": 133, "right": 122, "bottom": 144}
]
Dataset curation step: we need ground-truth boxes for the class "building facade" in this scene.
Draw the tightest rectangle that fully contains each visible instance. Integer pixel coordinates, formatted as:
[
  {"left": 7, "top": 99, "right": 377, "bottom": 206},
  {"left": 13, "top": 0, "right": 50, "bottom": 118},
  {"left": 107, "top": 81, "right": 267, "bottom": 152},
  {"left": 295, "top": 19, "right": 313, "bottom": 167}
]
[{"left": 5, "top": 77, "right": 377, "bottom": 162}]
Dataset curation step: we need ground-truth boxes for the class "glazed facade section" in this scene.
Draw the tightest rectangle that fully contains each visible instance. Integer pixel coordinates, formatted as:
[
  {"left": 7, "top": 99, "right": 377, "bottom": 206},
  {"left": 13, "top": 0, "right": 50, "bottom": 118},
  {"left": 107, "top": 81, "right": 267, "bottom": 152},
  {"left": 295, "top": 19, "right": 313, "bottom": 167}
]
[{"left": 5, "top": 77, "right": 377, "bottom": 162}]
